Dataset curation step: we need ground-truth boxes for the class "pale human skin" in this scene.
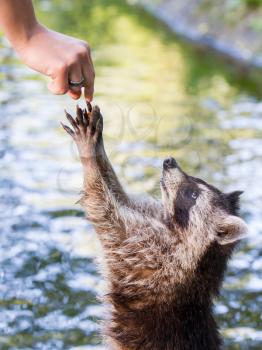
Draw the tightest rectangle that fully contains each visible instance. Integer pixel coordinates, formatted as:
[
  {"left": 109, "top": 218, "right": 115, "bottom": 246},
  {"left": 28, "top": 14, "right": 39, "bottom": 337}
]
[{"left": 0, "top": 0, "right": 95, "bottom": 101}]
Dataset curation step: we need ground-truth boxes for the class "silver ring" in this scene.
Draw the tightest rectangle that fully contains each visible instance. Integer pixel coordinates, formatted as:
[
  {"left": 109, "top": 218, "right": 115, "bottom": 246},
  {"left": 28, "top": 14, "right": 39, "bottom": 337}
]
[{"left": 69, "top": 77, "right": 85, "bottom": 87}]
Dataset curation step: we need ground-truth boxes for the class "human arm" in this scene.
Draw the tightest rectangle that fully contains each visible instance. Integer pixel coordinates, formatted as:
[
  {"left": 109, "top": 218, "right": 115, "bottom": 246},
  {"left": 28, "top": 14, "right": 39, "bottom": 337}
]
[{"left": 0, "top": 0, "right": 95, "bottom": 101}]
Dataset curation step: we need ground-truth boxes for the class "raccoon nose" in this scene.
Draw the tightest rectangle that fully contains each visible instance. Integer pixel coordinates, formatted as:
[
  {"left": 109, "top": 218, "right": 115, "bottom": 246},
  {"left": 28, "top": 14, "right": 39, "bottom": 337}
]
[{"left": 163, "top": 157, "right": 177, "bottom": 170}]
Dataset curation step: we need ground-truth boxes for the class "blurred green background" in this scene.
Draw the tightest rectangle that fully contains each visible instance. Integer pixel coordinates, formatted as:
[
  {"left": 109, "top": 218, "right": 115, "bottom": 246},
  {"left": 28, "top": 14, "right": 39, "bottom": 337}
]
[{"left": 0, "top": 0, "right": 261, "bottom": 349}]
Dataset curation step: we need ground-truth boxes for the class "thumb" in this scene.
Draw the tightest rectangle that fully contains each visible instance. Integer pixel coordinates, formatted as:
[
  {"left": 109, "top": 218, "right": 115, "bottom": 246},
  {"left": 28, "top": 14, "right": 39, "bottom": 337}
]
[{"left": 47, "top": 68, "right": 69, "bottom": 95}]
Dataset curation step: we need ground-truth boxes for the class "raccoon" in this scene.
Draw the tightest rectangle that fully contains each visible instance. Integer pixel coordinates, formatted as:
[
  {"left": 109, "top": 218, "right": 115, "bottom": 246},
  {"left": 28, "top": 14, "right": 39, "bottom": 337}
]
[{"left": 62, "top": 104, "right": 247, "bottom": 350}]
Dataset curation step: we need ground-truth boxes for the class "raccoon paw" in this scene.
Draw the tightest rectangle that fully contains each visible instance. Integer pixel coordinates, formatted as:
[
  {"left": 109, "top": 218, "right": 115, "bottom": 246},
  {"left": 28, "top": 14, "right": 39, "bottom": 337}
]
[{"left": 61, "top": 103, "right": 103, "bottom": 147}]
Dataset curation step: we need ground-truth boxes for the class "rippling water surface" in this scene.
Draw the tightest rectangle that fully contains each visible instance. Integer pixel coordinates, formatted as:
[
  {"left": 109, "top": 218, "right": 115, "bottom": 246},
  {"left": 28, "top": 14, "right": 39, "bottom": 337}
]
[{"left": 0, "top": 1, "right": 261, "bottom": 349}]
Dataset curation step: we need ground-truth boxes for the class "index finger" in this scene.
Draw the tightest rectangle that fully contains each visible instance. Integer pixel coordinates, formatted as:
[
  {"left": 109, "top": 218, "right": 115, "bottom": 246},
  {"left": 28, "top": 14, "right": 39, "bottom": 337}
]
[{"left": 81, "top": 52, "right": 95, "bottom": 102}]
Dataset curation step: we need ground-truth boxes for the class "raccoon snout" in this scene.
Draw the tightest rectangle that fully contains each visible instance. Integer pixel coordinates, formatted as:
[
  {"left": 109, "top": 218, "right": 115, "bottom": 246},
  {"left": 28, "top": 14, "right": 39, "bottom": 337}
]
[{"left": 163, "top": 157, "right": 177, "bottom": 170}]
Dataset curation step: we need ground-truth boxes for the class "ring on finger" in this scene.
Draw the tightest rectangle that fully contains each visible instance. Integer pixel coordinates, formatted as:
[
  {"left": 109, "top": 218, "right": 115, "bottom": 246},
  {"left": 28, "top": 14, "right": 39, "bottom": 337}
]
[{"left": 69, "top": 77, "right": 85, "bottom": 87}]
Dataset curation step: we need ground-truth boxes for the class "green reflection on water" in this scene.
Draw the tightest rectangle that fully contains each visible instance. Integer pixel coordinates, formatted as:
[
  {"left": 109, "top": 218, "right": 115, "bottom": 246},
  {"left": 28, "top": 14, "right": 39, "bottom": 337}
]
[{"left": 35, "top": 0, "right": 262, "bottom": 96}]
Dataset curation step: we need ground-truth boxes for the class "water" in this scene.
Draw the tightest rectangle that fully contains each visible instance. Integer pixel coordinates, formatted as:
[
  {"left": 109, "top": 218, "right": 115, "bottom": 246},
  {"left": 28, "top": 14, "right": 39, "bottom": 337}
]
[{"left": 0, "top": 0, "right": 261, "bottom": 349}]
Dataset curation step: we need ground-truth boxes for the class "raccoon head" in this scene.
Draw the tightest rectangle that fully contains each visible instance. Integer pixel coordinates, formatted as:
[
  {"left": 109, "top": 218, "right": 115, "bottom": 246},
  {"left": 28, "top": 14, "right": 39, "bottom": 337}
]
[{"left": 160, "top": 157, "right": 247, "bottom": 246}]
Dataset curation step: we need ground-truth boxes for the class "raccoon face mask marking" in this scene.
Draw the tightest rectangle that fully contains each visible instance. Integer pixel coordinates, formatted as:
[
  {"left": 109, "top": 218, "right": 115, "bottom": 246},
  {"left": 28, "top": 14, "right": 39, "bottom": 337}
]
[{"left": 160, "top": 157, "right": 247, "bottom": 244}]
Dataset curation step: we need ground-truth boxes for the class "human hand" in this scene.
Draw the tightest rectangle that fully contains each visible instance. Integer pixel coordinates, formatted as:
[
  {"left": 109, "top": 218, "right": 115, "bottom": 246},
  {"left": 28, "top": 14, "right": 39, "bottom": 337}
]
[{"left": 16, "top": 24, "right": 95, "bottom": 101}]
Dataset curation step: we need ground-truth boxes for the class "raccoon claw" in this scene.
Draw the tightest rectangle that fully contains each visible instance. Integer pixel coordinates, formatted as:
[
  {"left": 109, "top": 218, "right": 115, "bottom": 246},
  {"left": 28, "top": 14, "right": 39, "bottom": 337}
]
[
  {"left": 76, "top": 105, "right": 84, "bottom": 125},
  {"left": 65, "top": 110, "right": 79, "bottom": 131},
  {"left": 61, "top": 122, "right": 75, "bottom": 137},
  {"left": 62, "top": 104, "right": 103, "bottom": 146},
  {"left": 86, "top": 101, "right": 92, "bottom": 112}
]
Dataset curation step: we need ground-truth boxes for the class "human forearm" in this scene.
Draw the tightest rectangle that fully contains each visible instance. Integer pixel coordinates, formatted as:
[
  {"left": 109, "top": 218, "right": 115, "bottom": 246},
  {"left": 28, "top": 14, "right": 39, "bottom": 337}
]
[{"left": 0, "top": 0, "right": 39, "bottom": 51}]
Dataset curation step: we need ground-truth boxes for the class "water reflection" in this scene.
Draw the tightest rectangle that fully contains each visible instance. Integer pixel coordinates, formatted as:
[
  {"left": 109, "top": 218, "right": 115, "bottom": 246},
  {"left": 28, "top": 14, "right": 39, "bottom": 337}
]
[{"left": 0, "top": 0, "right": 261, "bottom": 349}]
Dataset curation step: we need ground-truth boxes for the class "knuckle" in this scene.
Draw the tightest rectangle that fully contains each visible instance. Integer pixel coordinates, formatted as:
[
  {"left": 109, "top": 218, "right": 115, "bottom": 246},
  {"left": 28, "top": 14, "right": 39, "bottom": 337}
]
[
  {"left": 67, "top": 57, "right": 76, "bottom": 67},
  {"left": 77, "top": 49, "right": 86, "bottom": 59},
  {"left": 80, "top": 40, "right": 90, "bottom": 49},
  {"left": 77, "top": 46, "right": 90, "bottom": 59},
  {"left": 56, "top": 62, "right": 67, "bottom": 73},
  {"left": 68, "top": 50, "right": 86, "bottom": 64}
]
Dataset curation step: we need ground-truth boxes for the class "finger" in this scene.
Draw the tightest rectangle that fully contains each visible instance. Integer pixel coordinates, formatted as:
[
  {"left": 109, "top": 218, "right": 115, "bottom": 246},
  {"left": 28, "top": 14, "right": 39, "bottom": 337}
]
[
  {"left": 81, "top": 53, "right": 95, "bottom": 102},
  {"left": 68, "top": 63, "right": 83, "bottom": 100},
  {"left": 48, "top": 65, "right": 69, "bottom": 95}
]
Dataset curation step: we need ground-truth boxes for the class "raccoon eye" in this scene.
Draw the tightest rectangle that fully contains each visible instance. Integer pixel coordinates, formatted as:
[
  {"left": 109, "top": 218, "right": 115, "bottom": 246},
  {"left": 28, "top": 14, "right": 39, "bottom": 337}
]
[{"left": 191, "top": 191, "right": 199, "bottom": 200}]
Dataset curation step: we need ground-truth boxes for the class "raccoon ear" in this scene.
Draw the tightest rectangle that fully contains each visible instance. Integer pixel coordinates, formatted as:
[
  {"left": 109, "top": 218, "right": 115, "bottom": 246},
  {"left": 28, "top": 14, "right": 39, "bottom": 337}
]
[
  {"left": 216, "top": 215, "right": 248, "bottom": 245},
  {"left": 226, "top": 191, "right": 243, "bottom": 214}
]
